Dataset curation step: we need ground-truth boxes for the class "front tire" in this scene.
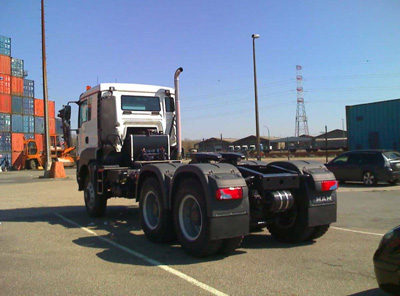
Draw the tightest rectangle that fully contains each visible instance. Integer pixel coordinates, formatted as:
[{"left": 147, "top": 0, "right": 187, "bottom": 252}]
[
  {"left": 388, "top": 179, "right": 398, "bottom": 186},
  {"left": 173, "top": 179, "right": 222, "bottom": 257},
  {"left": 26, "top": 159, "right": 37, "bottom": 170},
  {"left": 363, "top": 171, "right": 377, "bottom": 186},
  {"left": 139, "top": 177, "right": 174, "bottom": 243},
  {"left": 84, "top": 175, "right": 107, "bottom": 217}
]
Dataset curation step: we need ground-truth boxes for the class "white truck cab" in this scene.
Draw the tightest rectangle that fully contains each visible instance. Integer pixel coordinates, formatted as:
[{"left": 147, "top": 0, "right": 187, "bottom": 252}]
[{"left": 77, "top": 83, "right": 176, "bottom": 157}]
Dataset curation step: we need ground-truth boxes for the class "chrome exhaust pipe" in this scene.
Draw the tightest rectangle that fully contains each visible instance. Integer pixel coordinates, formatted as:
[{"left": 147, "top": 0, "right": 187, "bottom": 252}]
[{"left": 174, "top": 67, "right": 183, "bottom": 159}]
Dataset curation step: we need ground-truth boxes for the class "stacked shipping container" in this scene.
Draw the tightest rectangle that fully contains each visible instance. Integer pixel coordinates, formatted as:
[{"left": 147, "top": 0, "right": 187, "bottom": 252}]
[{"left": 0, "top": 34, "right": 58, "bottom": 170}]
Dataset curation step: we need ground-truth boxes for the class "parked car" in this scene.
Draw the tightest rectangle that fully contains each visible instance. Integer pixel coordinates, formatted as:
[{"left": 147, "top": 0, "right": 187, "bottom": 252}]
[
  {"left": 373, "top": 225, "right": 400, "bottom": 295},
  {"left": 325, "top": 150, "right": 400, "bottom": 186}
]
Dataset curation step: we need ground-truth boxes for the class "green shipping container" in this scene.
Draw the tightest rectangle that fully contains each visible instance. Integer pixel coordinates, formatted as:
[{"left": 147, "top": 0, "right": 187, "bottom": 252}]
[{"left": 346, "top": 98, "right": 400, "bottom": 151}]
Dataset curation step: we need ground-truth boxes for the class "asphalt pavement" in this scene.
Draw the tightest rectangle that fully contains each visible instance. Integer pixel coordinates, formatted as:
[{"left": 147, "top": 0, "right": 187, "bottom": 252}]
[{"left": 0, "top": 168, "right": 398, "bottom": 295}]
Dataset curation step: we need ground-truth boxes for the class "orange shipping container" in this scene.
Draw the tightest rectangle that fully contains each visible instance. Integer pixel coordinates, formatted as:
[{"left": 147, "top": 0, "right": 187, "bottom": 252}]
[
  {"left": 0, "top": 55, "right": 11, "bottom": 75},
  {"left": 12, "top": 132, "right": 25, "bottom": 152},
  {"left": 34, "top": 99, "right": 55, "bottom": 117},
  {"left": 11, "top": 76, "right": 23, "bottom": 95},
  {"left": 0, "top": 94, "right": 11, "bottom": 113},
  {"left": 0, "top": 74, "right": 11, "bottom": 94},
  {"left": 34, "top": 98, "right": 44, "bottom": 116},
  {"left": 49, "top": 117, "right": 56, "bottom": 135},
  {"left": 49, "top": 101, "right": 55, "bottom": 118},
  {"left": 12, "top": 151, "right": 25, "bottom": 170},
  {"left": 35, "top": 133, "right": 44, "bottom": 152}
]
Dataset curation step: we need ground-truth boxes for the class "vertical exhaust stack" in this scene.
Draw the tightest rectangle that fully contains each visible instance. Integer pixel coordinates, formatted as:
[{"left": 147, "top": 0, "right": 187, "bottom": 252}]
[{"left": 174, "top": 67, "right": 183, "bottom": 159}]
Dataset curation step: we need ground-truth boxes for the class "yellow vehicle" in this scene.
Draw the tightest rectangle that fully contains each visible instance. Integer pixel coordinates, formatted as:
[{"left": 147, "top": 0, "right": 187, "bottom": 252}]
[{"left": 24, "top": 135, "right": 75, "bottom": 170}]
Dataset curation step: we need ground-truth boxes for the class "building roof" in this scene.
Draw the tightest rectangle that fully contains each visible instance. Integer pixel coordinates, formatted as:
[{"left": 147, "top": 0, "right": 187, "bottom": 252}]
[
  {"left": 314, "top": 129, "right": 347, "bottom": 139},
  {"left": 270, "top": 136, "right": 313, "bottom": 143},
  {"left": 346, "top": 98, "right": 400, "bottom": 108}
]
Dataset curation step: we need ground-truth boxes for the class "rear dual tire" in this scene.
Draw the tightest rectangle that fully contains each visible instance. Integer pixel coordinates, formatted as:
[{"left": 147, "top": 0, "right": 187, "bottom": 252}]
[
  {"left": 267, "top": 194, "right": 330, "bottom": 243},
  {"left": 173, "top": 179, "right": 242, "bottom": 257},
  {"left": 140, "top": 178, "right": 175, "bottom": 243}
]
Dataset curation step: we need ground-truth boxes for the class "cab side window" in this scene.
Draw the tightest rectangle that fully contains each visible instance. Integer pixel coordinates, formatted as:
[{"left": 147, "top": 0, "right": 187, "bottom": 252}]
[
  {"left": 165, "top": 97, "right": 175, "bottom": 112},
  {"left": 79, "top": 100, "right": 88, "bottom": 127}
]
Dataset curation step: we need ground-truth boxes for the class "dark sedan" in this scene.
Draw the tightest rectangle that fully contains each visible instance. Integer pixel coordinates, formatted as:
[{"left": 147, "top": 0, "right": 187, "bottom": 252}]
[
  {"left": 374, "top": 225, "right": 400, "bottom": 295},
  {"left": 325, "top": 150, "right": 400, "bottom": 186}
]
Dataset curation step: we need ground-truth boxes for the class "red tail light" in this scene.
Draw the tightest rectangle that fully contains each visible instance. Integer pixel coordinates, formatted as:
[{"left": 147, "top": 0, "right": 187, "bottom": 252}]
[
  {"left": 216, "top": 187, "right": 243, "bottom": 200},
  {"left": 321, "top": 180, "right": 338, "bottom": 191}
]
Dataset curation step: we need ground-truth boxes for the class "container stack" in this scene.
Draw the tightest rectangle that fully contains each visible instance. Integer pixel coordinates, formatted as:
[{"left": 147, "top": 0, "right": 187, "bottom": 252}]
[{"left": 0, "top": 34, "right": 57, "bottom": 170}]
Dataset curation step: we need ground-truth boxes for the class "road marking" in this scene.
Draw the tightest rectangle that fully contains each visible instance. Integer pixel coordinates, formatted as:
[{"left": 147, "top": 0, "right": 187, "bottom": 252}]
[
  {"left": 54, "top": 213, "right": 228, "bottom": 296},
  {"left": 331, "top": 226, "right": 384, "bottom": 237}
]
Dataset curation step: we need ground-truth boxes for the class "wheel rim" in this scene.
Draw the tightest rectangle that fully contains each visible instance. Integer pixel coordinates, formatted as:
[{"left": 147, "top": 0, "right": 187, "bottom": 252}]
[
  {"left": 363, "top": 172, "right": 374, "bottom": 185},
  {"left": 84, "top": 181, "right": 96, "bottom": 208},
  {"left": 143, "top": 191, "right": 160, "bottom": 230},
  {"left": 179, "top": 195, "right": 202, "bottom": 241}
]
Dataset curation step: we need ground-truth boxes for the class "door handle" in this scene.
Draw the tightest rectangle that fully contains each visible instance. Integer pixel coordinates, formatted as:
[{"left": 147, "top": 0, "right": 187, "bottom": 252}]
[{"left": 85, "top": 137, "right": 89, "bottom": 144}]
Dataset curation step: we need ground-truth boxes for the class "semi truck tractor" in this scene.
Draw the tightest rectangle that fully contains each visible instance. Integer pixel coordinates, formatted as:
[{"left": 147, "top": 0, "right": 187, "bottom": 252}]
[{"left": 60, "top": 68, "right": 337, "bottom": 257}]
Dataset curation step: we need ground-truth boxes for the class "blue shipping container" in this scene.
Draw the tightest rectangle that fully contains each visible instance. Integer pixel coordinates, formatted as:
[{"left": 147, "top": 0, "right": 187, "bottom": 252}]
[
  {"left": 346, "top": 99, "right": 400, "bottom": 151},
  {"left": 23, "top": 115, "right": 34, "bottom": 133},
  {"left": 0, "top": 132, "right": 11, "bottom": 151},
  {"left": 23, "top": 79, "right": 34, "bottom": 97},
  {"left": 56, "top": 118, "right": 63, "bottom": 135},
  {"left": 12, "top": 114, "right": 23, "bottom": 133},
  {"left": 22, "top": 97, "right": 34, "bottom": 115},
  {"left": 35, "top": 116, "right": 44, "bottom": 134},
  {"left": 12, "top": 96, "right": 23, "bottom": 114},
  {"left": 0, "top": 151, "right": 12, "bottom": 171},
  {"left": 0, "top": 113, "right": 11, "bottom": 132},
  {"left": 11, "top": 58, "right": 24, "bottom": 77},
  {"left": 0, "top": 35, "right": 11, "bottom": 56}
]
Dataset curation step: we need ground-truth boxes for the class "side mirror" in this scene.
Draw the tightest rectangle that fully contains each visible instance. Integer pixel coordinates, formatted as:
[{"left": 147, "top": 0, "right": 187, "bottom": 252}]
[{"left": 64, "top": 105, "right": 71, "bottom": 121}]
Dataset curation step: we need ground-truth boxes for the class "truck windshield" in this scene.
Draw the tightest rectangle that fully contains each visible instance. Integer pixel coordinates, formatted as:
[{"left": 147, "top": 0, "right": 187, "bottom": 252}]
[{"left": 121, "top": 95, "right": 161, "bottom": 111}]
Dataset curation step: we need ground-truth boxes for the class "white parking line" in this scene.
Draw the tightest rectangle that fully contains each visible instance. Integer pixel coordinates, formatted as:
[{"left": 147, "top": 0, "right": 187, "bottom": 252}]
[
  {"left": 331, "top": 226, "right": 384, "bottom": 237},
  {"left": 55, "top": 213, "right": 228, "bottom": 296}
]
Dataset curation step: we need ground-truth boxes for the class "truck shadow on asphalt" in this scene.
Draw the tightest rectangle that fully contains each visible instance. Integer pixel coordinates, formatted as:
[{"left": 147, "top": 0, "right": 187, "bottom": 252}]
[
  {"left": 349, "top": 288, "right": 390, "bottom": 296},
  {"left": 2, "top": 204, "right": 316, "bottom": 266}
]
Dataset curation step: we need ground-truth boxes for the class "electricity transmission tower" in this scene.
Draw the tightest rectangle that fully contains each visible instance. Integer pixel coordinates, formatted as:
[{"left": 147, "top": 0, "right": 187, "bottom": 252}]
[{"left": 294, "top": 65, "right": 309, "bottom": 136}]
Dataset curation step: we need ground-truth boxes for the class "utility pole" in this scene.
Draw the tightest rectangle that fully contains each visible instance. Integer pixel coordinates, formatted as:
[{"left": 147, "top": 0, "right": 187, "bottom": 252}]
[
  {"left": 325, "top": 125, "right": 328, "bottom": 163},
  {"left": 252, "top": 34, "right": 261, "bottom": 160},
  {"left": 41, "top": 0, "right": 51, "bottom": 177}
]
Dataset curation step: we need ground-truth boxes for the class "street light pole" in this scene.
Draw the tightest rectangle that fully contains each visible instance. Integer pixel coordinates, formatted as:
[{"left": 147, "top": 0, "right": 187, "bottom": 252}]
[{"left": 252, "top": 34, "right": 261, "bottom": 161}]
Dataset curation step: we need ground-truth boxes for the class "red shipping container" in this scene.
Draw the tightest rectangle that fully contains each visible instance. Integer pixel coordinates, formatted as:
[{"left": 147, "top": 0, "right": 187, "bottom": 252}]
[
  {"left": 49, "top": 117, "right": 56, "bottom": 135},
  {"left": 49, "top": 100, "right": 55, "bottom": 118},
  {"left": 0, "top": 55, "right": 11, "bottom": 75},
  {"left": 12, "top": 132, "right": 25, "bottom": 151},
  {"left": 11, "top": 76, "right": 23, "bottom": 95},
  {"left": 12, "top": 151, "right": 25, "bottom": 170},
  {"left": 0, "top": 94, "right": 11, "bottom": 113},
  {"left": 35, "top": 133, "right": 44, "bottom": 152},
  {"left": 0, "top": 74, "right": 11, "bottom": 94}
]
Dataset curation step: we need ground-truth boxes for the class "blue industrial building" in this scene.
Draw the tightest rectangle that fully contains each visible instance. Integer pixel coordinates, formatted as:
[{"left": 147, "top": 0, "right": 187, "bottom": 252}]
[{"left": 346, "top": 99, "right": 400, "bottom": 151}]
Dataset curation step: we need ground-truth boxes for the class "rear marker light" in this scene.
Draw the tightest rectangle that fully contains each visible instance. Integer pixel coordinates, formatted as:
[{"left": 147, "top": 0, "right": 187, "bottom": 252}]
[
  {"left": 321, "top": 180, "right": 338, "bottom": 191},
  {"left": 216, "top": 187, "right": 243, "bottom": 200}
]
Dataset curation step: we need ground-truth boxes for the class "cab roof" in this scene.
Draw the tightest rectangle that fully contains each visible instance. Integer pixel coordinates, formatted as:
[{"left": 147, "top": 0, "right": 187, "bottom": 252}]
[{"left": 80, "top": 83, "right": 175, "bottom": 100}]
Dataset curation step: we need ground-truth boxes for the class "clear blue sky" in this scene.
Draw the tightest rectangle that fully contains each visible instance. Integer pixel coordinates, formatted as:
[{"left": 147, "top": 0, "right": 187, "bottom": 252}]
[{"left": 1, "top": 0, "right": 400, "bottom": 140}]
